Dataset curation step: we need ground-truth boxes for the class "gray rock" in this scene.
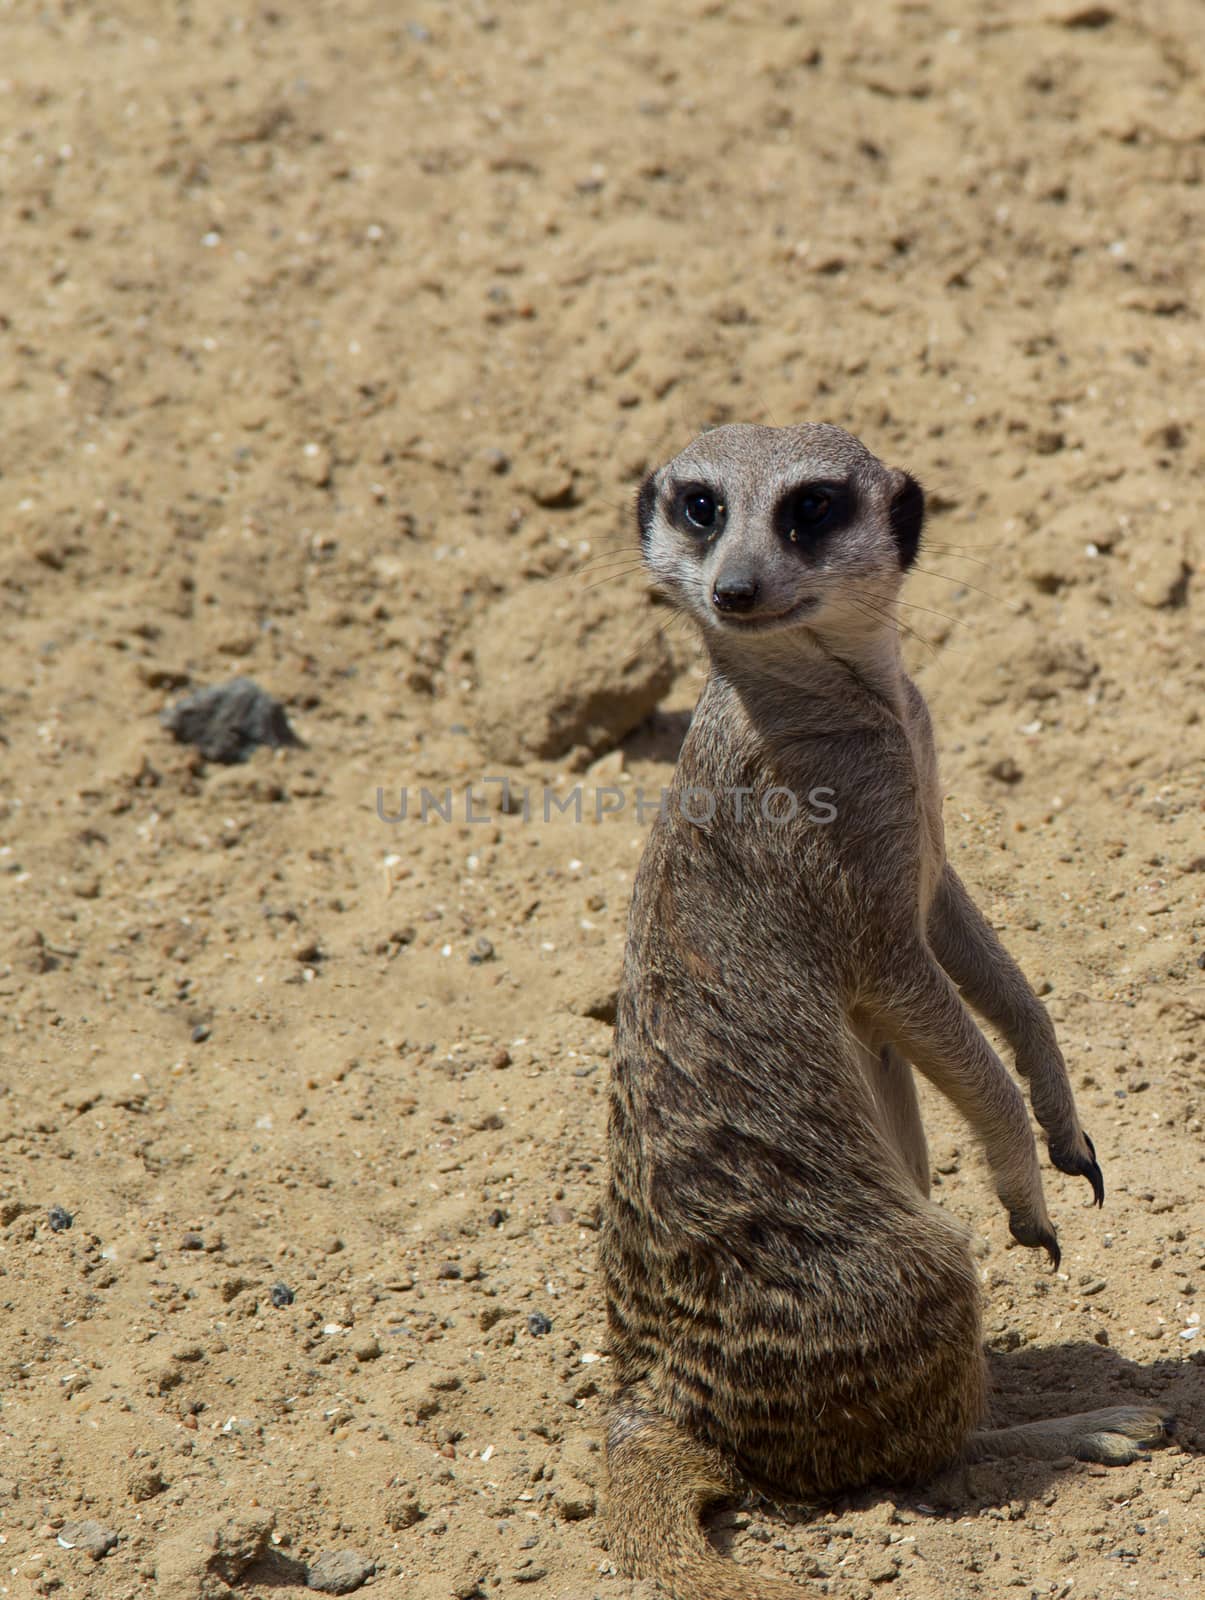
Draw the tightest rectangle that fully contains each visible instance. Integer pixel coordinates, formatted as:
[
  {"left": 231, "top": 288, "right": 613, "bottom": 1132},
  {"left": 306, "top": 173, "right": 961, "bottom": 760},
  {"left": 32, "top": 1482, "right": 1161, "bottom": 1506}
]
[
  {"left": 57, "top": 1520, "right": 118, "bottom": 1559},
  {"left": 161, "top": 677, "right": 304, "bottom": 764},
  {"left": 306, "top": 1549, "right": 375, "bottom": 1594}
]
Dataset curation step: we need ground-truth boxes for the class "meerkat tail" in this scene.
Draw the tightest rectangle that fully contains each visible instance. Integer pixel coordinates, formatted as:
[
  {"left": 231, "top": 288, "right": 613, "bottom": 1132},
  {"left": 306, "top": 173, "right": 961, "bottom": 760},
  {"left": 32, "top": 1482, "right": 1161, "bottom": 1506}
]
[{"left": 605, "top": 1405, "right": 807, "bottom": 1600}]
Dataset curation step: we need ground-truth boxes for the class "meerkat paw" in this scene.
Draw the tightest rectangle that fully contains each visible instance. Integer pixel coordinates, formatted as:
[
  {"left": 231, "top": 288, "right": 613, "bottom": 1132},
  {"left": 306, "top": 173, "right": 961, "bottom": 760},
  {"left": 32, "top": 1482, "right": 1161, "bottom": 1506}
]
[
  {"left": 1006, "top": 1207, "right": 1061, "bottom": 1270},
  {"left": 1047, "top": 1128, "right": 1105, "bottom": 1208},
  {"left": 1074, "top": 1408, "right": 1175, "bottom": 1465},
  {"left": 966, "top": 1407, "right": 1174, "bottom": 1466}
]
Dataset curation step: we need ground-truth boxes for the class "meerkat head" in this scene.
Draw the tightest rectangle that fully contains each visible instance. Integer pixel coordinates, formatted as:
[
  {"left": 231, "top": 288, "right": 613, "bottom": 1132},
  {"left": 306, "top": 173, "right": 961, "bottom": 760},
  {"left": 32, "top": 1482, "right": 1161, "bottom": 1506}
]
[{"left": 636, "top": 423, "right": 924, "bottom": 649}]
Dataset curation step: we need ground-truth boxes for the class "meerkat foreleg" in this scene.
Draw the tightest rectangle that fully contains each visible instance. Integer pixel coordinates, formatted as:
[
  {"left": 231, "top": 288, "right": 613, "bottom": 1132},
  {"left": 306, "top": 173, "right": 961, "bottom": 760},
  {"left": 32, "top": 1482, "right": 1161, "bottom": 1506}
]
[
  {"left": 861, "top": 952, "right": 1060, "bottom": 1264},
  {"left": 927, "top": 864, "right": 1103, "bottom": 1204}
]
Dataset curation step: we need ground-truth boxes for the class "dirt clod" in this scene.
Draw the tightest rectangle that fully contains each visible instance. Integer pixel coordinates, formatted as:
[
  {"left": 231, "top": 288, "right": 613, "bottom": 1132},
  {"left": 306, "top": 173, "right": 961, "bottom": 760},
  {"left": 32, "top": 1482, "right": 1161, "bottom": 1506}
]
[{"left": 473, "top": 587, "right": 674, "bottom": 764}]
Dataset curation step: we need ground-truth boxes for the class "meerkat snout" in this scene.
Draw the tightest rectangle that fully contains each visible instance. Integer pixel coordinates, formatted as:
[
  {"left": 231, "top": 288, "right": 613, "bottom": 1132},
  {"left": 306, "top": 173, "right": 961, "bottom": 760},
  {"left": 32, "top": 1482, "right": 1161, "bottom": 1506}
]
[
  {"left": 638, "top": 422, "right": 925, "bottom": 640},
  {"left": 711, "top": 569, "right": 760, "bottom": 614}
]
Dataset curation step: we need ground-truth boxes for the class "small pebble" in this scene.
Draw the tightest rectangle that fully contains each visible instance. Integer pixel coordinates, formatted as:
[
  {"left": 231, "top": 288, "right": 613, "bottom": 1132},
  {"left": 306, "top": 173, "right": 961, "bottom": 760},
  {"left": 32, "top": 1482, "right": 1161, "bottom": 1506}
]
[
  {"left": 270, "top": 1282, "right": 295, "bottom": 1308},
  {"left": 867, "top": 1551, "right": 901, "bottom": 1583},
  {"left": 180, "top": 1232, "right": 205, "bottom": 1251},
  {"left": 57, "top": 1519, "right": 118, "bottom": 1560},
  {"left": 301, "top": 441, "right": 334, "bottom": 488},
  {"left": 467, "top": 936, "right": 495, "bottom": 966},
  {"left": 988, "top": 756, "right": 1024, "bottom": 785},
  {"left": 527, "top": 1311, "right": 552, "bottom": 1336},
  {"left": 306, "top": 1548, "right": 375, "bottom": 1594},
  {"left": 491, "top": 1047, "right": 512, "bottom": 1069},
  {"left": 437, "top": 1261, "right": 462, "bottom": 1280},
  {"left": 47, "top": 1204, "right": 74, "bottom": 1232},
  {"left": 191, "top": 1023, "right": 211, "bottom": 1043}
]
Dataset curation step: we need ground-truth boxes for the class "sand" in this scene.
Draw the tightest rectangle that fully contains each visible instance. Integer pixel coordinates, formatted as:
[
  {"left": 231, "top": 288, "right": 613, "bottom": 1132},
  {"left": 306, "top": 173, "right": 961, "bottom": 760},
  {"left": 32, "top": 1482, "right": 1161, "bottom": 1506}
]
[{"left": 0, "top": 2, "right": 1202, "bottom": 1596}]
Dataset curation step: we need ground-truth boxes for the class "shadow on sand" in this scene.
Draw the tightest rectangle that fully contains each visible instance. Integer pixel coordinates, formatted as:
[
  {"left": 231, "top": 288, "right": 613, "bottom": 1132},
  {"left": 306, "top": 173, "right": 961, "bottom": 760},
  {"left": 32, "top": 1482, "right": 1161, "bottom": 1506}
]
[
  {"left": 708, "top": 1340, "right": 1202, "bottom": 1553},
  {"left": 623, "top": 707, "right": 694, "bottom": 767}
]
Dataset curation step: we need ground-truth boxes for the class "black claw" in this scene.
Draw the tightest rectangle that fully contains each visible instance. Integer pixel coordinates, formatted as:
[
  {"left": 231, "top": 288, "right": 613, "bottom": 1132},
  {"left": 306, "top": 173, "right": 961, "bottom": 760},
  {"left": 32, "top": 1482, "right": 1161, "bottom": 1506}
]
[
  {"left": 1009, "top": 1213, "right": 1061, "bottom": 1271},
  {"left": 1085, "top": 1136, "right": 1105, "bottom": 1208},
  {"left": 1049, "top": 1132, "right": 1105, "bottom": 1208}
]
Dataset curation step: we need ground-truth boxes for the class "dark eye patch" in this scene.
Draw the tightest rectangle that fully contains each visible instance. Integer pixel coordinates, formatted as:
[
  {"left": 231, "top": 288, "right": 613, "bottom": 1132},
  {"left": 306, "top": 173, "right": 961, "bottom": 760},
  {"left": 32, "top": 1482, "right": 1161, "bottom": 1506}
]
[{"left": 774, "top": 480, "right": 851, "bottom": 549}]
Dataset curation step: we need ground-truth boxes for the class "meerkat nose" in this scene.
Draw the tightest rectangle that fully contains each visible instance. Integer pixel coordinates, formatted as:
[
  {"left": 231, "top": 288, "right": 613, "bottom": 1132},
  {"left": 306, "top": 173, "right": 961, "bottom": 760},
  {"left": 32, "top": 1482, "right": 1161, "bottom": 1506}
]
[{"left": 712, "top": 574, "right": 761, "bottom": 614}]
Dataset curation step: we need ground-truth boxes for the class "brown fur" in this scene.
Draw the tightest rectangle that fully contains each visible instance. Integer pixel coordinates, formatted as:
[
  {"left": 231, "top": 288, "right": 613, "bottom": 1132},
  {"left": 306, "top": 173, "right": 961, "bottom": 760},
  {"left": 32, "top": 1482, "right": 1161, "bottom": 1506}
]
[{"left": 600, "top": 424, "right": 1170, "bottom": 1598}]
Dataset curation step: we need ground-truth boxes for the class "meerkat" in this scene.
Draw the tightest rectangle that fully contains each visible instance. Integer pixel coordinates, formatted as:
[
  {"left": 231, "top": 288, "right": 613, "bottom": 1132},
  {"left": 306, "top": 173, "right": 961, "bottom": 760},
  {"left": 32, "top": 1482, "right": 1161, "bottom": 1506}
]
[{"left": 599, "top": 423, "right": 1171, "bottom": 1600}]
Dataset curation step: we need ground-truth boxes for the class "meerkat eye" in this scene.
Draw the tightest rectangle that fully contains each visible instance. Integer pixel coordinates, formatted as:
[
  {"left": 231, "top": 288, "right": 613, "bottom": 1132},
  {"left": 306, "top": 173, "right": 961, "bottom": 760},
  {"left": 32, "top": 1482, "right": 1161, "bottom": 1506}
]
[
  {"left": 682, "top": 489, "right": 721, "bottom": 533},
  {"left": 777, "top": 483, "right": 843, "bottom": 546},
  {"left": 792, "top": 490, "right": 830, "bottom": 527}
]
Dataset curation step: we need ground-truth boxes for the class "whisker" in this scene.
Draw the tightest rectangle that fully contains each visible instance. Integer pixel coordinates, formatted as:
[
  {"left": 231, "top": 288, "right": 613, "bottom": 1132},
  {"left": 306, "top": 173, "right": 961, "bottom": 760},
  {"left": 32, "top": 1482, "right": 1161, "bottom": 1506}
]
[
  {"left": 859, "top": 588, "right": 971, "bottom": 630},
  {"left": 568, "top": 555, "right": 649, "bottom": 578},
  {"left": 539, "top": 558, "right": 645, "bottom": 589},
  {"left": 921, "top": 543, "right": 992, "bottom": 569},
  {"left": 910, "top": 564, "right": 1020, "bottom": 613},
  {"left": 628, "top": 605, "right": 690, "bottom": 663},
  {"left": 575, "top": 538, "right": 646, "bottom": 563},
  {"left": 846, "top": 593, "right": 941, "bottom": 661},
  {"left": 579, "top": 568, "right": 651, "bottom": 593},
  {"left": 590, "top": 544, "right": 647, "bottom": 564}
]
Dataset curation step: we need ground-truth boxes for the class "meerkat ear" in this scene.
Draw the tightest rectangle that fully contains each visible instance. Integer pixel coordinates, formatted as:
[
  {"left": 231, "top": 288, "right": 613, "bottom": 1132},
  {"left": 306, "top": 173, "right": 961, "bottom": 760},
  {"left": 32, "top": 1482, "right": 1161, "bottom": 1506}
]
[
  {"left": 889, "top": 470, "right": 925, "bottom": 570},
  {"left": 636, "top": 471, "right": 658, "bottom": 548}
]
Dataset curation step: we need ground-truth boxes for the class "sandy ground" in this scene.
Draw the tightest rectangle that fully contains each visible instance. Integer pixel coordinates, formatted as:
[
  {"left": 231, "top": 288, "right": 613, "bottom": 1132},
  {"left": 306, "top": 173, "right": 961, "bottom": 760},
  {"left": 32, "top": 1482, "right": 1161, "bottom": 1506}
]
[{"left": 1, "top": 2, "right": 1203, "bottom": 1597}]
